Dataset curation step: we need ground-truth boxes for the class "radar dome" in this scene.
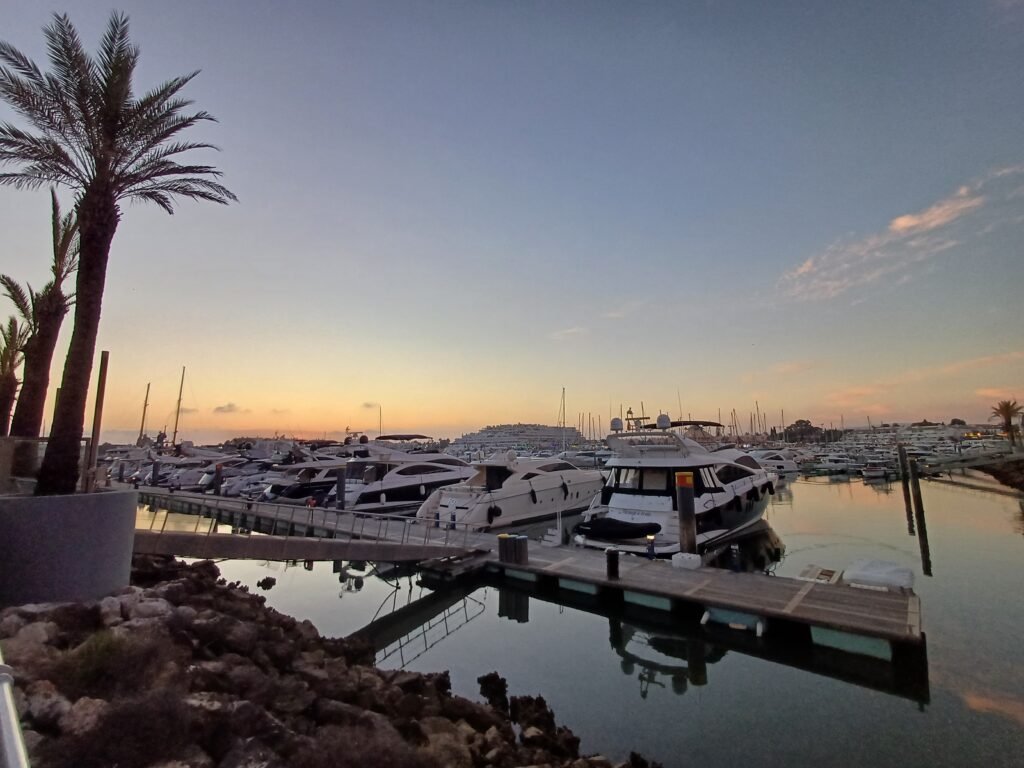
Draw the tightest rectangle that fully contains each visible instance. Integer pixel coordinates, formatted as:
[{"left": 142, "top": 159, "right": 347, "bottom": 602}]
[
  {"left": 610, "top": 417, "right": 624, "bottom": 432},
  {"left": 656, "top": 414, "right": 671, "bottom": 430}
]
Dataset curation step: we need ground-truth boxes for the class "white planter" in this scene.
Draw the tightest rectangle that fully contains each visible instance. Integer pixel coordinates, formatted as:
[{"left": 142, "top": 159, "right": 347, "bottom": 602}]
[{"left": 0, "top": 490, "right": 137, "bottom": 606}]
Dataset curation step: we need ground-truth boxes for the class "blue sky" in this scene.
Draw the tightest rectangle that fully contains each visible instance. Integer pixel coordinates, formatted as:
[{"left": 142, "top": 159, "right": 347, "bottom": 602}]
[{"left": 1, "top": 1, "right": 1022, "bottom": 442}]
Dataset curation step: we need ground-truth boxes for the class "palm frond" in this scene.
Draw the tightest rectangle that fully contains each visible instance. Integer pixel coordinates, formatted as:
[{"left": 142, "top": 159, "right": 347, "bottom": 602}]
[
  {"left": 49, "top": 187, "right": 80, "bottom": 283},
  {"left": 43, "top": 14, "right": 99, "bottom": 156},
  {"left": 0, "top": 275, "right": 35, "bottom": 327},
  {"left": 0, "top": 315, "right": 29, "bottom": 373}
]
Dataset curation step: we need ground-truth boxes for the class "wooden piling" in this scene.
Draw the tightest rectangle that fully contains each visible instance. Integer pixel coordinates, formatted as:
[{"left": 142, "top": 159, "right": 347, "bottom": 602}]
[{"left": 675, "top": 471, "right": 697, "bottom": 554}]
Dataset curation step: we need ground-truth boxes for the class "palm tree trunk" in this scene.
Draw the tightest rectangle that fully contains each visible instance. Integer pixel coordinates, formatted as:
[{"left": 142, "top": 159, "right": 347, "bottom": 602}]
[
  {"left": 0, "top": 371, "right": 17, "bottom": 435},
  {"left": 10, "top": 308, "right": 65, "bottom": 437},
  {"left": 9, "top": 309, "right": 66, "bottom": 474},
  {"left": 1007, "top": 417, "right": 1017, "bottom": 449},
  {"left": 35, "top": 191, "right": 118, "bottom": 495}
]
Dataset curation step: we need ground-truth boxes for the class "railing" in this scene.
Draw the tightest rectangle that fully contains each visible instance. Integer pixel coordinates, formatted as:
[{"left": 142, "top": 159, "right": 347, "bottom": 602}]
[
  {"left": 137, "top": 491, "right": 485, "bottom": 555},
  {"left": 0, "top": 647, "right": 29, "bottom": 768}
]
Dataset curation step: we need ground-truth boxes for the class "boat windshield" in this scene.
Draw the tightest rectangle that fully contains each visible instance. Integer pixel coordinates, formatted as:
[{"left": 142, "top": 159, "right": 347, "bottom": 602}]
[
  {"left": 344, "top": 461, "right": 393, "bottom": 482},
  {"left": 604, "top": 467, "right": 671, "bottom": 492}
]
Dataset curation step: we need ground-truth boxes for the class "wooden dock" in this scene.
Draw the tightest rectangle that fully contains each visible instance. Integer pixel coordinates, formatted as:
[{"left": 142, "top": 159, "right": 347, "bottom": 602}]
[{"left": 136, "top": 488, "right": 923, "bottom": 657}]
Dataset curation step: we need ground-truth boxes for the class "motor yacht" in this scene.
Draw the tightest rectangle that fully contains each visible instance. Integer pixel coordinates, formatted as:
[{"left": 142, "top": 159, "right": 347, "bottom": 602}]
[
  {"left": 415, "top": 451, "right": 604, "bottom": 530},
  {"left": 573, "top": 416, "right": 777, "bottom": 556},
  {"left": 746, "top": 448, "right": 800, "bottom": 475},
  {"left": 331, "top": 449, "right": 475, "bottom": 515}
]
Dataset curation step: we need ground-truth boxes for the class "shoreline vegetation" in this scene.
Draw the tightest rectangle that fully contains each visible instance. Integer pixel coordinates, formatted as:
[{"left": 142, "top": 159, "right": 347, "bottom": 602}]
[{"left": 0, "top": 555, "right": 661, "bottom": 768}]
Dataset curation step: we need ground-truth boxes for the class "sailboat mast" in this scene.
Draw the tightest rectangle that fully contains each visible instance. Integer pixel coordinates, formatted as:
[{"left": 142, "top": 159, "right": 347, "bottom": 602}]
[
  {"left": 560, "top": 387, "right": 566, "bottom": 451},
  {"left": 137, "top": 382, "right": 150, "bottom": 444},
  {"left": 170, "top": 367, "right": 185, "bottom": 447}
]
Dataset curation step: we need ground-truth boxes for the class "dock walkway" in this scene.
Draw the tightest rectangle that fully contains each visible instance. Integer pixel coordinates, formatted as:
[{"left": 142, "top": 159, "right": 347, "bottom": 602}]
[{"left": 135, "top": 488, "right": 923, "bottom": 653}]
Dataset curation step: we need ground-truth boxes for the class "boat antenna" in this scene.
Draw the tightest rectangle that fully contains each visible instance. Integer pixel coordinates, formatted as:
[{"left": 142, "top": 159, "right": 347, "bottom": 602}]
[
  {"left": 171, "top": 366, "right": 185, "bottom": 447},
  {"left": 138, "top": 382, "right": 150, "bottom": 444}
]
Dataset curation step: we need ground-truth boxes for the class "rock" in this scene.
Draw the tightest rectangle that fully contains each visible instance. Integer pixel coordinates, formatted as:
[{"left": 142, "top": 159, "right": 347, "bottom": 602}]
[
  {"left": 174, "top": 605, "right": 198, "bottom": 625},
  {"left": 419, "top": 715, "right": 460, "bottom": 737},
  {"left": 293, "top": 619, "right": 320, "bottom": 643},
  {"left": 147, "top": 744, "right": 215, "bottom": 768},
  {"left": 98, "top": 596, "right": 123, "bottom": 626},
  {"left": 478, "top": 670, "right": 510, "bottom": 713},
  {"left": 218, "top": 737, "right": 284, "bottom": 768},
  {"left": 151, "top": 579, "right": 190, "bottom": 605},
  {"left": 422, "top": 732, "right": 474, "bottom": 768},
  {"left": 224, "top": 620, "right": 259, "bottom": 655},
  {"left": 15, "top": 621, "right": 59, "bottom": 646},
  {"left": 0, "top": 613, "right": 27, "bottom": 638},
  {"left": 20, "top": 729, "right": 43, "bottom": 754},
  {"left": 25, "top": 680, "right": 72, "bottom": 728},
  {"left": 59, "top": 696, "right": 109, "bottom": 735},
  {"left": 130, "top": 597, "right": 174, "bottom": 619},
  {"left": 522, "top": 725, "right": 547, "bottom": 745}
]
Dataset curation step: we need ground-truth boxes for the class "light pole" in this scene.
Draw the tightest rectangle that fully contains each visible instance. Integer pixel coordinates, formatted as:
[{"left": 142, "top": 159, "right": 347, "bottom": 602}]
[{"left": 378, "top": 404, "right": 382, "bottom": 437}]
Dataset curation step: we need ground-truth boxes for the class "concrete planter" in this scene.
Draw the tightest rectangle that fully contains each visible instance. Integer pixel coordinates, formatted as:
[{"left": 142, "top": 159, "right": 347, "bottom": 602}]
[{"left": 0, "top": 490, "right": 137, "bottom": 606}]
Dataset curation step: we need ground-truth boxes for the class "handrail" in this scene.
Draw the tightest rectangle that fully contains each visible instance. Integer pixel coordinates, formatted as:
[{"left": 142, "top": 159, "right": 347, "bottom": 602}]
[{"left": 0, "top": 647, "right": 29, "bottom": 768}]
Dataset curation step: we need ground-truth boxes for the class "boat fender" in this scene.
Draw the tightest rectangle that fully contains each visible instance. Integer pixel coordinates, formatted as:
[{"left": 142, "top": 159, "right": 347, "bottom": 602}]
[
  {"left": 730, "top": 497, "right": 742, "bottom": 511},
  {"left": 487, "top": 505, "right": 502, "bottom": 524},
  {"left": 419, "top": 484, "right": 426, "bottom": 496},
  {"left": 530, "top": 488, "right": 538, "bottom": 504},
  {"left": 561, "top": 480, "right": 569, "bottom": 499},
  {"left": 746, "top": 488, "right": 759, "bottom": 501},
  {"left": 766, "top": 482, "right": 775, "bottom": 495}
]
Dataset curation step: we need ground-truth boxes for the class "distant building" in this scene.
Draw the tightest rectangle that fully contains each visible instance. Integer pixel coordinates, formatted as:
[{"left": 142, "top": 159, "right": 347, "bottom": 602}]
[{"left": 448, "top": 423, "right": 584, "bottom": 454}]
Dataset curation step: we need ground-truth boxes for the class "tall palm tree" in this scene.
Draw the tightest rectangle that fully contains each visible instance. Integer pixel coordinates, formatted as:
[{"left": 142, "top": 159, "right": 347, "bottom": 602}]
[
  {"left": 991, "top": 400, "right": 1022, "bottom": 449},
  {"left": 2, "top": 189, "right": 79, "bottom": 451},
  {"left": 0, "top": 316, "right": 30, "bottom": 435},
  {"left": 0, "top": 13, "right": 236, "bottom": 494}
]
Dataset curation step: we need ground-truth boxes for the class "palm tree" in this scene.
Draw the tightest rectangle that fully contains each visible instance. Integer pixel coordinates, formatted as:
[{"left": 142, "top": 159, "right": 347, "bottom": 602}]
[
  {"left": 0, "top": 13, "right": 236, "bottom": 494},
  {"left": 991, "top": 400, "right": 1022, "bottom": 449},
  {"left": 2, "top": 189, "right": 79, "bottom": 451},
  {"left": 0, "top": 316, "right": 30, "bottom": 435}
]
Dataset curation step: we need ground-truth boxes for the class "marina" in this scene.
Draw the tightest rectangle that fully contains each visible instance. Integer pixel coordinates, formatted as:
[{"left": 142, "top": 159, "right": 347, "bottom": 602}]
[{"left": 189, "top": 473, "right": 1022, "bottom": 766}]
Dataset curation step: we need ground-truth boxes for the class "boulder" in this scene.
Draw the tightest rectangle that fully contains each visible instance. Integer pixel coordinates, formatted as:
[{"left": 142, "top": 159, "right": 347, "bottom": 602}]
[
  {"left": 59, "top": 696, "right": 109, "bottom": 736},
  {"left": 25, "top": 680, "right": 72, "bottom": 728}
]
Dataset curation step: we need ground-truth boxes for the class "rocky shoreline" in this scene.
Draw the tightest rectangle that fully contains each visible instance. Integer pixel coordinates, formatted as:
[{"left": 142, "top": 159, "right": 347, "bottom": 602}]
[
  {"left": 977, "top": 458, "right": 1024, "bottom": 493},
  {"left": 0, "top": 556, "right": 660, "bottom": 768}
]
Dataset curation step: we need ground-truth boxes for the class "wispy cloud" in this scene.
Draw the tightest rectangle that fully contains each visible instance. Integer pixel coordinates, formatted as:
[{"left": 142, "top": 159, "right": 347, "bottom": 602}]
[
  {"left": 361, "top": 401, "right": 379, "bottom": 409},
  {"left": 270, "top": 408, "right": 290, "bottom": 415},
  {"left": 962, "top": 691, "right": 1024, "bottom": 727},
  {"left": 549, "top": 326, "right": 588, "bottom": 341},
  {"left": 780, "top": 166, "right": 1024, "bottom": 301},
  {"left": 213, "top": 402, "right": 249, "bottom": 414},
  {"left": 975, "top": 387, "right": 1019, "bottom": 401},
  {"left": 178, "top": 407, "right": 198, "bottom": 415}
]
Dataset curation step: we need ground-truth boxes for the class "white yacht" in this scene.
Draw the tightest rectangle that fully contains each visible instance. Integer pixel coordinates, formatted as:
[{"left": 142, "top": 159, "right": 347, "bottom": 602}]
[
  {"left": 746, "top": 448, "right": 801, "bottom": 475},
  {"left": 573, "top": 416, "right": 777, "bottom": 557},
  {"left": 331, "top": 448, "right": 475, "bottom": 515},
  {"left": 415, "top": 451, "right": 604, "bottom": 531}
]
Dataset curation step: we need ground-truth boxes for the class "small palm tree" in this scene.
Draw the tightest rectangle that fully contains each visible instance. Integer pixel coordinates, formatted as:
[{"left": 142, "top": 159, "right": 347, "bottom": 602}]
[
  {"left": 2, "top": 189, "right": 79, "bottom": 447},
  {"left": 0, "top": 316, "right": 30, "bottom": 435},
  {"left": 0, "top": 13, "right": 236, "bottom": 493},
  {"left": 991, "top": 400, "right": 1022, "bottom": 449}
]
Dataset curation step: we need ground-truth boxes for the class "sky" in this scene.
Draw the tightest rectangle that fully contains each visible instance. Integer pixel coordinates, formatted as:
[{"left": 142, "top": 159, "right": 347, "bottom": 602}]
[{"left": 1, "top": 1, "right": 1022, "bottom": 444}]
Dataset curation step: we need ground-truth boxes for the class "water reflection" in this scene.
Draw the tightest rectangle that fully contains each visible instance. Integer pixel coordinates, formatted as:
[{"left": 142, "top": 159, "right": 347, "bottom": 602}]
[{"left": 609, "top": 618, "right": 722, "bottom": 697}]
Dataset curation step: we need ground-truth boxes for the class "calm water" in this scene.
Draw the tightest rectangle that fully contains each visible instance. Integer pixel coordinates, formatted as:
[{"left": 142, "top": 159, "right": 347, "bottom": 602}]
[{"left": 144, "top": 474, "right": 1024, "bottom": 766}]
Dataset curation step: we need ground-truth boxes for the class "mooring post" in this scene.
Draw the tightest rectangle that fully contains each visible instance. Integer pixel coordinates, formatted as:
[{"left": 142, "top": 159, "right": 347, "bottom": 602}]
[
  {"left": 151, "top": 459, "right": 160, "bottom": 487},
  {"left": 213, "top": 464, "right": 223, "bottom": 496},
  {"left": 606, "top": 547, "right": 619, "bottom": 580},
  {"left": 909, "top": 459, "right": 925, "bottom": 517},
  {"left": 909, "top": 458, "right": 933, "bottom": 576},
  {"left": 675, "top": 471, "right": 697, "bottom": 555}
]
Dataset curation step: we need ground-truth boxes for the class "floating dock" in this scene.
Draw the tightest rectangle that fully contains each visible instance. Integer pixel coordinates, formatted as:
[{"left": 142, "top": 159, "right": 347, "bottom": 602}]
[{"left": 136, "top": 488, "right": 924, "bottom": 660}]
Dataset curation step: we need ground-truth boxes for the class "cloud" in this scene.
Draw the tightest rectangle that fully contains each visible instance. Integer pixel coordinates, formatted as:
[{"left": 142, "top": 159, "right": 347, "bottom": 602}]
[
  {"left": 824, "top": 386, "right": 881, "bottom": 409},
  {"left": 975, "top": 387, "right": 1019, "bottom": 401},
  {"left": 178, "top": 407, "right": 198, "bottom": 415},
  {"left": 212, "top": 402, "right": 248, "bottom": 414},
  {"left": 549, "top": 326, "right": 588, "bottom": 341},
  {"left": 361, "top": 402, "right": 379, "bottom": 409},
  {"left": 779, "top": 166, "right": 1024, "bottom": 301},
  {"left": 887, "top": 187, "right": 984, "bottom": 234},
  {"left": 270, "top": 408, "right": 290, "bottom": 415}
]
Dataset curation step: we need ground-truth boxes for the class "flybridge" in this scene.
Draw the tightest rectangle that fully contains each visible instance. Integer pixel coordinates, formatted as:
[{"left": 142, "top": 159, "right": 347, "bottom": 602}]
[{"left": 606, "top": 432, "right": 692, "bottom": 457}]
